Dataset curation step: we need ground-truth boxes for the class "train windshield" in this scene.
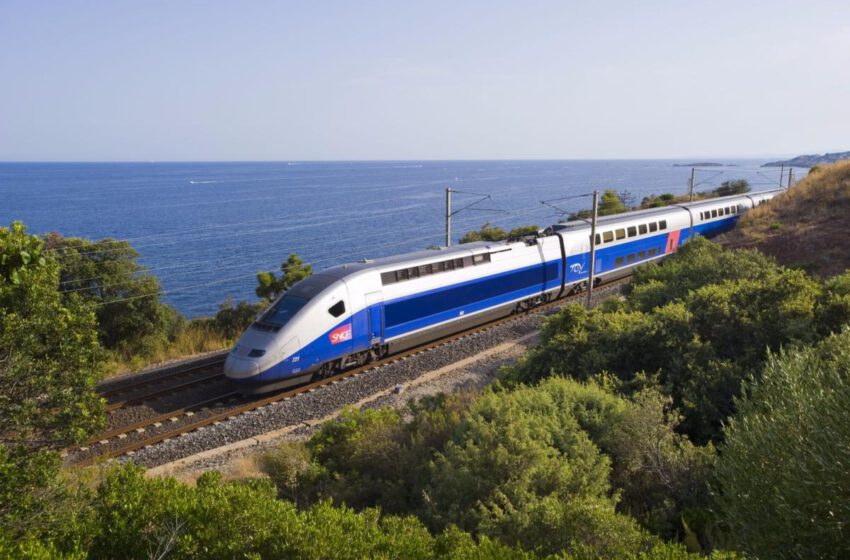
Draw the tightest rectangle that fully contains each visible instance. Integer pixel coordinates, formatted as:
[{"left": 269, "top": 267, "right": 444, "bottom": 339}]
[{"left": 260, "top": 295, "right": 308, "bottom": 327}]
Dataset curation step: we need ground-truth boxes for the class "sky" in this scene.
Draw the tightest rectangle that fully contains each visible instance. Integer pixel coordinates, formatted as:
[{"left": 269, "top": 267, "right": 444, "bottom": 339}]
[{"left": 1, "top": 0, "right": 849, "bottom": 161}]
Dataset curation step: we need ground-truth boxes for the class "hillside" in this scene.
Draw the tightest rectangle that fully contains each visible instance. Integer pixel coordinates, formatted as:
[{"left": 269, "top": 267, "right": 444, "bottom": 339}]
[
  {"left": 720, "top": 159, "right": 850, "bottom": 277},
  {"left": 763, "top": 151, "right": 850, "bottom": 167}
]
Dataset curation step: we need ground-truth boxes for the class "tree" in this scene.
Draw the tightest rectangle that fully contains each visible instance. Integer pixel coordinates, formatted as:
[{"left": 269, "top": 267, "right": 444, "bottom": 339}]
[
  {"left": 44, "top": 233, "right": 180, "bottom": 356},
  {"left": 713, "top": 180, "right": 749, "bottom": 197},
  {"left": 599, "top": 189, "right": 629, "bottom": 216},
  {"left": 423, "top": 380, "right": 655, "bottom": 557},
  {"left": 256, "top": 253, "right": 312, "bottom": 300},
  {"left": 505, "top": 237, "right": 825, "bottom": 444},
  {"left": 715, "top": 330, "right": 850, "bottom": 559},
  {"left": 640, "top": 193, "right": 677, "bottom": 209},
  {"left": 460, "top": 223, "right": 508, "bottom": 243},
  {"left": 0, "top": 222, "right": 104, "bottom": 538}
]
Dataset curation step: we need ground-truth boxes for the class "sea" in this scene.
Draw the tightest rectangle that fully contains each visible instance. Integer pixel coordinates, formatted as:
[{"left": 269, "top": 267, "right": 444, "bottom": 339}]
[{"left": 0, "top": 160, "right": 802, "bottom": 317}]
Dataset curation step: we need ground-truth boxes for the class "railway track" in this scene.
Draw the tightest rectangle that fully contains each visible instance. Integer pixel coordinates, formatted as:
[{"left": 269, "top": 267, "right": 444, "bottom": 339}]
[
  {"left": 73, "top": 278, "right": 630, "bottom": 467},
  {"left": 98, "top": 353, "right": 228, "bottom": 412}
]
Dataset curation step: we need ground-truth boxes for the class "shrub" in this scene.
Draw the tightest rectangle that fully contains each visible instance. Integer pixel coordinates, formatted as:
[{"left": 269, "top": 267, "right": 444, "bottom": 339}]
[{"left": 715, "top": 330, "right": 850, "bottom": 559}]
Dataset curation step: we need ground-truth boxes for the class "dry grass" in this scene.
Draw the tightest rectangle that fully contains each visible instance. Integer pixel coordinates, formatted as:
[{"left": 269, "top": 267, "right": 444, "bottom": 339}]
[
  {"left": 720, "top": 159, "right": 850, "bottom": 277},
  {"left": 103, "top": 324, "right": 232, "bottom": 377}
]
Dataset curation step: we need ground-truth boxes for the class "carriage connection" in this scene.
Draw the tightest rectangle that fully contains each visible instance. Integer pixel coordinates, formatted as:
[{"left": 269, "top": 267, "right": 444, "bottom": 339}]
[{"left": 225, "top": 189, "right": 781, "bottom": 394}]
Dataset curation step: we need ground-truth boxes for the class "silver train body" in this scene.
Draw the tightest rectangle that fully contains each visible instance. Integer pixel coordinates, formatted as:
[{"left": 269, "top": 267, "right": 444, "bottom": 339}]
[{"left": 225, "top": 189, "right": 781, "bottom": 393}]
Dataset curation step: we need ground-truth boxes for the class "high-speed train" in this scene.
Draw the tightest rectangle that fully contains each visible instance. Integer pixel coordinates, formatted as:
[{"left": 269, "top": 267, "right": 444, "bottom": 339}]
[{"left": 225, "top": 189, "right": 781, "bottom": 393}]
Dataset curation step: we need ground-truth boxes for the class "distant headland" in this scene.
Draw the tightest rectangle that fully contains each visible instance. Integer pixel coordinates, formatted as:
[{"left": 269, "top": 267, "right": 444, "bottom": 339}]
[
  {"left": 672, "top": 162, "right": 733, "bottom": 167},
  {"left": 762, "top": 151, "right": 850, "bottom": 167}
]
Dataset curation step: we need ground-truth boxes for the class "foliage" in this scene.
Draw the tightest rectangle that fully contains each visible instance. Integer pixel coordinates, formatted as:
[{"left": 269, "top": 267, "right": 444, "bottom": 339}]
[
  {"left": 0, "top": 222, "right": 105, "bottom": 538},
  {"left": 256, "top": 252, "right": 312, "bottom": 300},
  {"left": 715, "top": 330, "right": 850, "bottom": 559},
  {"left": 460, "top": 223, "right": 508, "bottom": 243},
  {"left": 507, "top": 225, "right": 540, "bottom": 239},
  {"left": 22, "top": 465, "right": 534, "bottom": 560},
  {"left": 505, "top": 237, "right": 839, "bottom": 444},
  {"left": 599, "top": 189, "right": 629, "bottom": 216},
  {"left": 640, "top": 193, "right": 677, "bottom": 209},
  {"left": 209, "top": 296, "right": 265, "bottom": 339},
  {"left": 423, "top": 379, "right": 655, "bottom": 557},
  {"left": 44, "top": 233, "right": 182, "bottom": 358},
  {"left": 264, "top": 392, "right": 475, "bottom": 514},
  {"left": 460, "top": 224, "right": 540, "bottom": 244},
  {"left": 712, "top": 180, "right": 750, "bottom": 197}
]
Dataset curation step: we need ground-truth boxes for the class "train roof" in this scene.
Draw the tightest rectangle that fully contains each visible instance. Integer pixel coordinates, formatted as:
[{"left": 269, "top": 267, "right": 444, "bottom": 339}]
[
  {"left": 551, "top": 190, "right": 781, "bottom": 233},
  {"left": 320, "top": 240, "right": 505, "bottom": 280}
]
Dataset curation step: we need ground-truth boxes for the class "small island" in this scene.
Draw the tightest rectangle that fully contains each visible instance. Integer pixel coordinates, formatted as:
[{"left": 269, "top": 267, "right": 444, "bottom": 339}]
[{"left": 762, "top": 151, "right": 850, "bottom": 167}]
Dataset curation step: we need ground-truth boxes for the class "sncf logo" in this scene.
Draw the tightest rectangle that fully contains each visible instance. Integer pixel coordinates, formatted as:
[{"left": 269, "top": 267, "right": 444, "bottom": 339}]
[{"left": 329, "top": 323, "right": 352, "bottom": 345}]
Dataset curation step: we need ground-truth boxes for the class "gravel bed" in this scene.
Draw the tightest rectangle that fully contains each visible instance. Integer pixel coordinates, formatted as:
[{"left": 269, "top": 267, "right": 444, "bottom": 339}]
[
  {"left": 103, "top": 378, "right": 235, "bottom": 430},
  {"left": 110, "top": 283, "right": 627, "bottom": 470}
]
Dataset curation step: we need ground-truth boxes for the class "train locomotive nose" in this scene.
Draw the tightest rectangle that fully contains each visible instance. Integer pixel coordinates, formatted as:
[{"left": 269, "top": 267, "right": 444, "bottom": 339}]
[{"left": 224, "top": 353, "right": 261, "bottom": 379}]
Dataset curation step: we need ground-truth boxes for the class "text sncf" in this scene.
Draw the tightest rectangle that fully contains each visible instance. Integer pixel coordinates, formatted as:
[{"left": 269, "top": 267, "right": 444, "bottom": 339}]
[{"left": 329, "top": 323, "right": 353, "bottom": 344}]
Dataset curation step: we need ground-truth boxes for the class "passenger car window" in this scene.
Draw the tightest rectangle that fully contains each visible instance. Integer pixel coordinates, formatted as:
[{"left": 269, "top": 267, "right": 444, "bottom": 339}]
[
  {"left": 649, "top": 222, "right": 658, "bottom": 232},
  {"left": 627, "top": 226, "right": 637, "bottom": 237},
  {"left": 603, "top": 231, "right": 614, "bottom": 243},
  {"left": 615, "top": 257, "right": 624, "bottom": 266},
  {"left": 638, "top": 224, "right": 647, "bottom": 235},
  {"left": 615, "top": 229, "right": 626, "bottom": 240},
  {"left": 328, "top": 300, "right": 345, "bottom": 318},
  {"left": 659, "top": 220, "right": 667, "bottom": 230},
  {"left": 595, "top": 233, "right": 601, "bottom": 245},
  {"left": 627, "top": 254, "right": 635, "bottom": 264}
]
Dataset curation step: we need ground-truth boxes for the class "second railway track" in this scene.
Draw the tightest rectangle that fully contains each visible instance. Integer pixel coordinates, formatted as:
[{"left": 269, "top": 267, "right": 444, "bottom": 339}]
[{"left": 72, "top": 278, "right": 630, "bottom": 467}]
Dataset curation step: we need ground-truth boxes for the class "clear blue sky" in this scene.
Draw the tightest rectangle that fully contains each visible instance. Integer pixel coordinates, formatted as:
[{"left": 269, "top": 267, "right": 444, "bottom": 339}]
[{"left": 1, "top": 1, "right": 848, "bottom": 161}]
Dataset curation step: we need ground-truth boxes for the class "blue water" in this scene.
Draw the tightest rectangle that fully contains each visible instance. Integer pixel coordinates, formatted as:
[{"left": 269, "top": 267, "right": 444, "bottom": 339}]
[{"left": 0, "top": 160, "right": 798, "bottom": 317}]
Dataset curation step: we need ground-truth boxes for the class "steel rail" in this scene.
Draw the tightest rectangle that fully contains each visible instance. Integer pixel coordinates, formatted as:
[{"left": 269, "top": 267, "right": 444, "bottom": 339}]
[{"left": 74, "top": 277, "right": 631, "bottom": 467}]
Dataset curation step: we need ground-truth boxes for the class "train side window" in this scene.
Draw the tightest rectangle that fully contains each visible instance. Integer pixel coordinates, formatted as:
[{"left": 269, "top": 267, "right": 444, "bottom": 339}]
[
  {"left": 659, "top": 220, "right": 667, "bottom": 230},
  {"left": 627, "top": 254, "right": 635, "bottom": 264},
  {"left": 381, "top": 271, "right": 397, "bottom": 285},
  {"left": 328, "top": 301, "right": 346, "bottom": 318},
  {"left": 615, "top": 257, "right": 624, "bottom": 266},
  {"left": 638, "top": 250, "right": 646, "bottom": 259},
  {"left": 397, "top": 269, "right": 409, "bottom": 281},
  {"left": 627, "top": 226, "right": 637, "bottom": 237},
  {"left": 639, "top": 224, "right": 647, "bottom": 235},
  {"left": 462, "top": 257, "right": 474, "bottom": 267},
  {"left": 603, "top": 231, "right": 614, "bottom": 243},
  {"left": 473, "top": 253, "right": 490, "bottom": 265},
  {"left": 595, "top": 233, "right": 601, "bottom": 245},
  {"left": 649, "top": 222, "right": 658, "bottom": 232},
  {"left": 615, "top": 228, "right": 626, "bottom": 240},
  {"left": 418, "top": 265, "right": 431, "bottom": 276},
  {"left": 409, "top": 267, "right": 420, "bottom": 278},
  {"left": 454, "top": 258, "right": 465, "bottom": 268},
  {"left": 700, "top": 212, "right": 705, "bottom": 220},
  {"left": 711, "top": 209, "right": 718, "bottom": 218},
  {"left": 648, "top": 248, "right": 656, "bottom": 256}
]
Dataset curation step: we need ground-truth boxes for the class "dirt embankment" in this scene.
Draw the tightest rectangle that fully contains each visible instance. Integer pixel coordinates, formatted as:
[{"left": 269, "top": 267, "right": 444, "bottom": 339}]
[{"left": 719, "top": 160, "right": 850, "bottom": 278}]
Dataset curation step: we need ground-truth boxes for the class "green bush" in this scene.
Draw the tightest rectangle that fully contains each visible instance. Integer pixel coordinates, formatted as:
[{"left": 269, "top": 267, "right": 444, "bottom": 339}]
[
  {"left": 44, "top": 233, "right": 180, "bottom": 357},
  {"left": 715, "top": 330, "right": 850, "bottom": 559},
  {"left": 505, "top": 238, "right": 831, "bottom": 444}
]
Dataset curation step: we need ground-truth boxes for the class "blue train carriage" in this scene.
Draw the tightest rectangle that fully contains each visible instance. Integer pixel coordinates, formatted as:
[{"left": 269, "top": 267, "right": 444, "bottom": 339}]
[
  {"left": 554, "top": 189, "right": 783, "bottom": 285},
  {"left": 225, "top": 235, "right": 563, "bottom": 393}
]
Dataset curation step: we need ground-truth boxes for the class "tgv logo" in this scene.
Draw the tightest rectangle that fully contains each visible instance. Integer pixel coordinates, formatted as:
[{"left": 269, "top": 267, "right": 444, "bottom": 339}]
[{"left": 329, "top": 323, "right": 353, "bottom": 345}]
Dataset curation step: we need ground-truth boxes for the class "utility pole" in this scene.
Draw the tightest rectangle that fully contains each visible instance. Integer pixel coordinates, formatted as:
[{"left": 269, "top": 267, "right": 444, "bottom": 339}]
[
  {"left": 445, "top": 187, "right": 452, "bottom": 247},
  {"left": 586, "top": 190, "right": 599, "bottom": 307},
  {"left": 788, "top": 168, "right": 794, "bottom": 189},
  {"left": 779, "top": 165, "right": 785, "bottom": 189},
  {"left": 688, "top": 168, "right": 695, "bottom": 202}
]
